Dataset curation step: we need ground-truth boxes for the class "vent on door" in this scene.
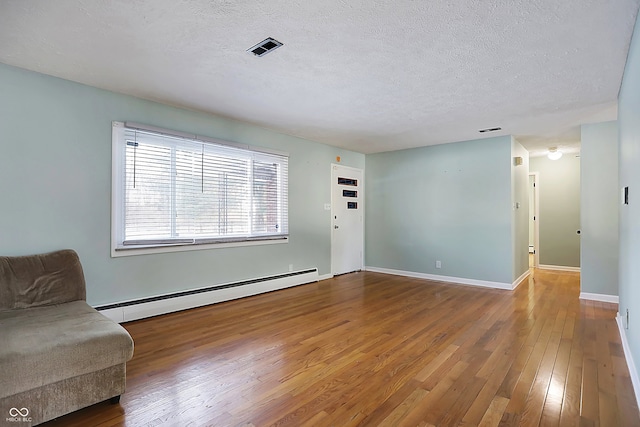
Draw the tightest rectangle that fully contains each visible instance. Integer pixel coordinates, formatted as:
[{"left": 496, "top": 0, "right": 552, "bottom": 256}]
[{"left": 338, "top": 177, "right": 358, "bottom": 186}]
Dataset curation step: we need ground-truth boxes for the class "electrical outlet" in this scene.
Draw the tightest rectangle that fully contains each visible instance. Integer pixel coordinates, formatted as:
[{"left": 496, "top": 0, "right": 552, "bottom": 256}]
[{"left": 435, "top": 260, "right": 441, "bottom": 269}]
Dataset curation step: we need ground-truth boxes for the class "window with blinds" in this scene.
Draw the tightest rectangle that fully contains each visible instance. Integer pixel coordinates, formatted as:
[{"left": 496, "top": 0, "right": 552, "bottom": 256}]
[{"left": 112, "top": 122, "right": 288, "bottom": 252}]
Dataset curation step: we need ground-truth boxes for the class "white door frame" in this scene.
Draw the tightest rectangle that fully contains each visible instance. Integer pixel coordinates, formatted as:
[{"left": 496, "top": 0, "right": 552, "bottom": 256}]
[
  {"left": 529, "top": 172, "right": 540, "bottom": 267},
  {"left": 330, "top": 164, "right": 364, "bottom": 276}
]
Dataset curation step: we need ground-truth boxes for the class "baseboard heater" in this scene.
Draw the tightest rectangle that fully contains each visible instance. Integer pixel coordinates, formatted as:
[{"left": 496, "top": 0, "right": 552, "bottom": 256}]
[{"left": 95, "top": 268, "right": 318, "bottom": 323}]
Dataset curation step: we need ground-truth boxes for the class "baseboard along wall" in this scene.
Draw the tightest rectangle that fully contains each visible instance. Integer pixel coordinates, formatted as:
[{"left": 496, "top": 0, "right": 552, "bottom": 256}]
[
  {"left": 538, "top": 264, "right": 581, "bottom": 272},
  {"left": 579, "top": 292, "right": 619, "bottom": 304},
  {"left": 364, "top": 266, "right": 528, "bottom": 291},
  {"left": 512, "top": 270, "right": 530, "bottom": 290},
  {"left": 95, "top": 265, "right": 527, "bottom": 324},
  {"left": 616, "top": 314, "right": 640, "bottom": 409},
  {"left": 95, "top": 269, "right": 319, "bottom": 323}
]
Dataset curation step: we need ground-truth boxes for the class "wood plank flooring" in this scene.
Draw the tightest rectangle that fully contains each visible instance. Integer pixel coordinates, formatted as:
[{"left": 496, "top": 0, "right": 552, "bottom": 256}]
[{"left": 44, "top": 269, "right": 639, "bottom": 426}]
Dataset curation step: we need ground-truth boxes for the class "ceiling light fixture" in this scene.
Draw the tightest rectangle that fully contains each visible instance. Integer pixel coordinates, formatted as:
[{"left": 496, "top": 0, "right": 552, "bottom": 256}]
[
  {"left": 247, "top": 37, "right": 283, "bottom": 57},
  {"left": 547, "top": 147, "right": 563, "bottom": 160},
  {"left": 478, "top": 127, "right": 502, "bottom": 133}
]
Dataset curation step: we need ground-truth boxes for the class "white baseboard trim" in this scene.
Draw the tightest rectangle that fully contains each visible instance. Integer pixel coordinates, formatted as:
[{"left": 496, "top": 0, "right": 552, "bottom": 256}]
[
  {"left": 539, "top": 264, "right": 581, "bottom": 272},
  {"left": 317, "top": 273, "right": 334, "bottom": 281},
  {"left": 616, "top": 313, "right": 640, "bottom": 408},
  {"left": 512, "top": 270, "right": 530, "bottom": 290},
  {"left": 96, "top": 269, "right": 319, "bottom": 323},
  {"left": 579, "top": 292, "right": 619, "bottom": 304},
  {"left": 364, "top": 266, "right": 514, "bottom": 290}
]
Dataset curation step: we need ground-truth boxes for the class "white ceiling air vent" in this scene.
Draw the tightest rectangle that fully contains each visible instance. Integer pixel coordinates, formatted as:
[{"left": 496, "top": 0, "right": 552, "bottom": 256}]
[{"left": 247, "top": 38, "right": 283, "bottom": 57}]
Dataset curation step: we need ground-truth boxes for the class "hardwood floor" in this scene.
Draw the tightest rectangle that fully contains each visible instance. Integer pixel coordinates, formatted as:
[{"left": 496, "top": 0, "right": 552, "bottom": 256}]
[{"left": 44, "top": 269, "right": 639, "bottom": 426}]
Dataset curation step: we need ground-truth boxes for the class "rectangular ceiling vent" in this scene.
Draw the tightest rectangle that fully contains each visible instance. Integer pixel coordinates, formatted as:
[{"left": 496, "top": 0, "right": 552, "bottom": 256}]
[
  {"left": 479, "top": 127, "right": 502, "bottom": 133},
  {"left": 247, "top": 37, "right": 283, "bottom": 57}
]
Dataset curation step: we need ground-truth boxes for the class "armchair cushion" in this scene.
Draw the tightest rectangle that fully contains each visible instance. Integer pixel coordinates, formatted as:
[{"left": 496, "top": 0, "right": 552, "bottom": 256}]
[
  {"left": 0, "top": 249, "right": 86, "bottom": 311},
  {"left": 0, "top": 300, "right": 134, "bottom": 399}
]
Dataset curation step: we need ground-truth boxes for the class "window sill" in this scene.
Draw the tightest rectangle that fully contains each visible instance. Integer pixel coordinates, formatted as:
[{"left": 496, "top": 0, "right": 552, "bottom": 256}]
[{"left": 111, "top": 237, "right": 288, "bottom": 258}]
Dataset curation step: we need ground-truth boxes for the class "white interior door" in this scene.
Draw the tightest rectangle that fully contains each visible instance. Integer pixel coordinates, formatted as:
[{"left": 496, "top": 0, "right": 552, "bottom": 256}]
[
  {"left": 529, "top": 172, "right": 539, "bottom": 267},
  {"left": 331, "top": 164, "right": 364, "bottom": 275}
]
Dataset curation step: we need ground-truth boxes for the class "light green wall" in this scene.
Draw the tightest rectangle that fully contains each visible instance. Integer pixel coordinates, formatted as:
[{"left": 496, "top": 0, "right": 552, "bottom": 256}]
[
  {"left": 580, "top": 121, "right": 619, "bottom": 296},
  {"left": 529, "top": 154, "right": 581, "bottom": 268},
  {"left": 619, "top": 9, "right": 640, "bottom": 381},
  {"left": 365, "top": 136, "right": 513, "bottom": 284},
  {"left": 511, "top": 138, "right": 530, "bottom": 281},
  {"left": 0, "top": 63, "right": 364, "bottom": 306}
]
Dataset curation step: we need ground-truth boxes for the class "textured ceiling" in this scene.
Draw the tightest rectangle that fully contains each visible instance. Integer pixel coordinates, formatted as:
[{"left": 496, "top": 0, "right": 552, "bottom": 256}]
[{"left": 0, "top": 0, "right": 638, "bottom": 154}]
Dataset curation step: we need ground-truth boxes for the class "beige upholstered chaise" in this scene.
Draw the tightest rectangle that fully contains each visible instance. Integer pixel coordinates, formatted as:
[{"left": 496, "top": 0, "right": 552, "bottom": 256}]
[{"left": 0, "top": 249, "right": 134, "bottom": 425}]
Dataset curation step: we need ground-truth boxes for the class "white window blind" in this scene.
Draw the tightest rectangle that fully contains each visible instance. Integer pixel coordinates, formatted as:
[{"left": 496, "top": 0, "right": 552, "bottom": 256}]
[{"left": 112, "top": 122, "right": 288, "bottom": 250}]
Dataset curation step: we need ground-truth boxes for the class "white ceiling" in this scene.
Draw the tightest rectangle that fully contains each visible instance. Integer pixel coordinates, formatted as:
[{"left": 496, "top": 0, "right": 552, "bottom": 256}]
[{"left": 1, "top": 0, "right": 638, "bottom": 155}]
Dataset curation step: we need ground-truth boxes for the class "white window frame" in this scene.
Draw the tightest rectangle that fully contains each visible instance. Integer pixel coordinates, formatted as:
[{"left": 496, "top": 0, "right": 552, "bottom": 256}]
[{"left": 111, "top": 121, "right": 288, "bottom": 257}]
